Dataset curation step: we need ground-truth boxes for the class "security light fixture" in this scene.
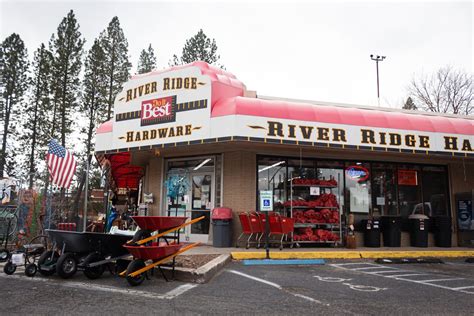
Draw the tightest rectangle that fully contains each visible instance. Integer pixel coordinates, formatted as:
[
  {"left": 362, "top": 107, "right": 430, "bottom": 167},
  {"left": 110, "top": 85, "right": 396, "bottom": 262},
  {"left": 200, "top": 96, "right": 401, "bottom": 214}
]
[
  {"left": 258, "top": 161, "right": 285, "bottom": 173},
  {"left": 193, "top": 158, "right": 212, "bottom": 171}
]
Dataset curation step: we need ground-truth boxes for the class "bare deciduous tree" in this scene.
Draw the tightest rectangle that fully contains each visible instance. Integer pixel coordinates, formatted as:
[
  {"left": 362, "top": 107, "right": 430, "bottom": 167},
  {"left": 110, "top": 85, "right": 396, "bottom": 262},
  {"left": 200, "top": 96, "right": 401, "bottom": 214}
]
[{"left": 409, "top": 66, "right": 473, "bottom": 115}]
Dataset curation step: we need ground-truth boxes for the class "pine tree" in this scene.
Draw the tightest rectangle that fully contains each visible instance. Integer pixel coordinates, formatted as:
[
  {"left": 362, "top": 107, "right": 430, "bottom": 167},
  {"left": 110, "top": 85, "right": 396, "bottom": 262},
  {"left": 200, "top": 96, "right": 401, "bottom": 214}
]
[
  {"left": 49, "top": 10, "right": 85, "bottom": 147},
  {"left": 0, "top": 33, "right": 29, "bottom": 178},
  {"left": 72, "top": 39, "right": 108, "bottom": 215},
  {"left": 100, "top": 16, "right": 131, "bottom": 120},
  {"left": 403, "top": 97, "right": 417, "bottom": 110},
  {"left": 22, "top": 43, "right": 53, "bottom": 188},
  {"left": 170, "top": 29, "right": 223, "bottom": 68},
  {"left": 137, "top": 44, "right": 157, "bottom": 74}
]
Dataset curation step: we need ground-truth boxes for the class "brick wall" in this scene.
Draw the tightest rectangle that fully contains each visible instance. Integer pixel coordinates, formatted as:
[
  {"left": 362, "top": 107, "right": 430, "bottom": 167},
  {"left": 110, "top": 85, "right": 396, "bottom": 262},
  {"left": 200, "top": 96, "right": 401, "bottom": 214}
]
[
  {"left": 223, "top": 151, "right": 257, "bottom": 243},
  {"left": 144, "top": 157, "right": 163, "bottom": 216}
]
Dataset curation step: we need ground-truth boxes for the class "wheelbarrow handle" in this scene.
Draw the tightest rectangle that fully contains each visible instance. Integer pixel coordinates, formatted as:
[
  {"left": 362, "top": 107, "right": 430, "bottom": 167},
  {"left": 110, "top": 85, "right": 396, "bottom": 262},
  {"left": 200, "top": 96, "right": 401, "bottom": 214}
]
[
  {"left": 128, "top": 216, "right": 206, "bottom": 246},
  {"left": 119, "top": 242, "right": 201, "bottom": 277}
]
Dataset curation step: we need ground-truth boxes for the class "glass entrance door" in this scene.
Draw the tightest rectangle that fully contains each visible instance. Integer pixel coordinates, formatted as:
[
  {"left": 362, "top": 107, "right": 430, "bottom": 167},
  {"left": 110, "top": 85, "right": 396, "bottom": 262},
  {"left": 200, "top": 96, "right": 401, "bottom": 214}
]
[
  {"left": 164, "top": 157, "right": 215, "bottom": 243},
  {"left": 188, "top": 172, "right": 214, "bottom": 242}
]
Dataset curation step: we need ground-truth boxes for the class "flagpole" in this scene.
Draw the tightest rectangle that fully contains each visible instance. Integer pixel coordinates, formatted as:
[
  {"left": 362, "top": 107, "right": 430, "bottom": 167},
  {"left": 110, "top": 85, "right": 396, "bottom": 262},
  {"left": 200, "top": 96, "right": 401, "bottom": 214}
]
[
  {"left": 47, "top": 182, "right": 53, "bottom": 229},
  {"left": 83, "top": 157, "right": 90, "bottom": 232}
]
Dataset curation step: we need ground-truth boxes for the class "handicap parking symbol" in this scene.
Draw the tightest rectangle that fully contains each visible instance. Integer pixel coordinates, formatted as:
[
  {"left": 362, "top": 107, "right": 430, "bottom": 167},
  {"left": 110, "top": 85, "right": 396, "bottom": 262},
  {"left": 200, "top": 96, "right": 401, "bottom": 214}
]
[{"left": 263, "top": 199, "right": 270, "bottom": 207}]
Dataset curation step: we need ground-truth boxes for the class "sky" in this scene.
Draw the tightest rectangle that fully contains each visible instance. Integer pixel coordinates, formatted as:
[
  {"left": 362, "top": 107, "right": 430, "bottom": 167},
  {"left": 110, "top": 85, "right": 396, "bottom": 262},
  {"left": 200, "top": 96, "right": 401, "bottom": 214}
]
[{"left": 0, "top": 0, "right": 473, "bottom": 109}]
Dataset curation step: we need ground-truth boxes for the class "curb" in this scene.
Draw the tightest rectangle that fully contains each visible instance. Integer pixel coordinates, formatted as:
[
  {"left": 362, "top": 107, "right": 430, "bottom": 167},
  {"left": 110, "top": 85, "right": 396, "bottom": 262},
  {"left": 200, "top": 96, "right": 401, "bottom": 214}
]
[
  {"left": 162, "top": 254, "right": 231, "bottom": 283},
  {"left": 231, "top": 250, "right": 474, "bottom": 260}
]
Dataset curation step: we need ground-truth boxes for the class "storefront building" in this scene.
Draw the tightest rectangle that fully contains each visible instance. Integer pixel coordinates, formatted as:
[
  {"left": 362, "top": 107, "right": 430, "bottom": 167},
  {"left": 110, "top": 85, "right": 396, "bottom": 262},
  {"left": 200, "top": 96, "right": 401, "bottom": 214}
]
[{"left": 95, "top": 62, "right": 474, "bottom": 247}]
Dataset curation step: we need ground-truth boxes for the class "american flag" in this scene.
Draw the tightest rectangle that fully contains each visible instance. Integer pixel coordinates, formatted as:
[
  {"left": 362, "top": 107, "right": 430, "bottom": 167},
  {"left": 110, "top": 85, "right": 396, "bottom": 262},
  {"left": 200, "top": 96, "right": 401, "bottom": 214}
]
[{"left": 46, "top": 140, "right": 77, "bottom": 189}]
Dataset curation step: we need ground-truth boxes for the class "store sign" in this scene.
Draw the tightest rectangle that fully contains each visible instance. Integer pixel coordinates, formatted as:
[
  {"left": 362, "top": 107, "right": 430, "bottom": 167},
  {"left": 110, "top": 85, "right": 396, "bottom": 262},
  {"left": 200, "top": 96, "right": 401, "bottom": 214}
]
[
  {"left": 345, "top": 166, "right": 369, "bottom": 183},
  {"left": 259, "top": 190, "right": 273, "bottom": 211},
  {"left": 141, "top": 96, "right": 176, "bottom": 126},
  {"left": 106, "top": 66, "right": 211, "bottom": 150},
  {"left": 216, "top": 117, "right": 473, "bottom": 156},
  {"left": 397, "top": 169, "right": 418, "bottom": 186}
]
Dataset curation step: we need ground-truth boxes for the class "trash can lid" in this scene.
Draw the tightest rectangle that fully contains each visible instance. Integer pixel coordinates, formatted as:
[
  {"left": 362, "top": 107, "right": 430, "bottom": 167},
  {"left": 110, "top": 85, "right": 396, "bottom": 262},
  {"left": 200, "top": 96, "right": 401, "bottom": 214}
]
[{"left": 211, "top": 207, "right": 233, "bottom": 220}]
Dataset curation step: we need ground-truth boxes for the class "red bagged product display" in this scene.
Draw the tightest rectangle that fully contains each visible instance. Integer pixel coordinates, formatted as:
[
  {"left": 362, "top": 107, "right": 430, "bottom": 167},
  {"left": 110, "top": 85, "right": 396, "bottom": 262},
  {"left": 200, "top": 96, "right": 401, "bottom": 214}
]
[{"left": 288, "top": 176, "right": 342, "bottom": 246}]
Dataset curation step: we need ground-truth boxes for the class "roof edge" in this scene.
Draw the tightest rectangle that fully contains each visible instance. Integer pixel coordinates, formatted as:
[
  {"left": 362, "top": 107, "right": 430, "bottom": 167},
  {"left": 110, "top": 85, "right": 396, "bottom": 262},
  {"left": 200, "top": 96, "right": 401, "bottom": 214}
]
[{"left": 258, "top": 95, "right": 474, "bottom": 121}]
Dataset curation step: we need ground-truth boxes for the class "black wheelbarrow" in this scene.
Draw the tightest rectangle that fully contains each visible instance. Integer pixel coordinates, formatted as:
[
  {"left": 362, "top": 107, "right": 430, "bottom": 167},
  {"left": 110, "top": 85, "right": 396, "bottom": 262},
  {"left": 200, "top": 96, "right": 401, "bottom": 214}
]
[{"left": 42, "top": 229, "right": 132, "bottom": 279}]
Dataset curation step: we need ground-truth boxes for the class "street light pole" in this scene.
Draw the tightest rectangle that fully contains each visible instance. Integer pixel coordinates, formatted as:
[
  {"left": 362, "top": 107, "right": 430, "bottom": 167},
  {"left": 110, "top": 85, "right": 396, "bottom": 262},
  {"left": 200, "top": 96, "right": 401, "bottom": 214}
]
[{"left": 370, "top": 54, "right": 386, "bottom": 106}]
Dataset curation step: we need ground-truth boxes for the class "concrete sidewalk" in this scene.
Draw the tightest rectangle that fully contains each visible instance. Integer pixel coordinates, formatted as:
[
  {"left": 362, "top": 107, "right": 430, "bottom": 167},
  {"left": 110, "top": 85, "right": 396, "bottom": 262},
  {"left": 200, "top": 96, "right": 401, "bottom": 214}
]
[{"left": 186, "top": 244, "right": 474, "bottom": 260}]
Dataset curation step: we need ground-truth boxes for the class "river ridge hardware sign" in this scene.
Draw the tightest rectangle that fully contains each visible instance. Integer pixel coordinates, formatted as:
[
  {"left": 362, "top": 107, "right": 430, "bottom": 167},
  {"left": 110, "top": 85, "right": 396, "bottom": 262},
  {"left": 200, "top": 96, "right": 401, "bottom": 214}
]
[{"left": 111, "top": 67, "right": 211, "bottom": 149}]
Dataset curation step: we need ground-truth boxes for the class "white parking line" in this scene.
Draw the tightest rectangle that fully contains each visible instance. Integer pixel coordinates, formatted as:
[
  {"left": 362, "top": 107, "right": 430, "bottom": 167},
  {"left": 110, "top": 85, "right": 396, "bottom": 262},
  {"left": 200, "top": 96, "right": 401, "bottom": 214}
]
[
  {"left": 451, "top": 286, "right": 474, "bottom": 291},
  {"left": 365, "top": 270, "right": 412, "bottom": 275},
  {"left": 386, "top": 273, "right": 429, "bottom": 278},
  {"left": 351, "top": 266, "right": 396, "bottom": 271},
  {"left": 226, "top": 269, "right": 329, "bottom": 306},
  {"left": 227, "top": 269, "right": 281, "bottom": 289},
  {"left": 0, "top": 273, "right": 197, "bottom": 299},
  {"left": 161, "top": 283, "right": 198, "bottom": 298},
  {"left": 330, "top": 263, "right": 474, "bottom": 295},
  {"left": 421, "top": 278, "right": 465, "bottom": 283},
  {"left": 331, "top": 262, "right": 378, "bottom": 267}
]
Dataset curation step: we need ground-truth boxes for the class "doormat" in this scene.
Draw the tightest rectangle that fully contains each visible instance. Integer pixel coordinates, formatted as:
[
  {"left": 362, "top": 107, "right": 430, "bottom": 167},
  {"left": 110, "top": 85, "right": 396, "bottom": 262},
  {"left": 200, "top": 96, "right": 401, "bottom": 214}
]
[
  {"left": 243, "top": 259, "right": 325, "bottom": 266},
  {"left": 375, "top": 258, "right": 444, "bottom": 264}
]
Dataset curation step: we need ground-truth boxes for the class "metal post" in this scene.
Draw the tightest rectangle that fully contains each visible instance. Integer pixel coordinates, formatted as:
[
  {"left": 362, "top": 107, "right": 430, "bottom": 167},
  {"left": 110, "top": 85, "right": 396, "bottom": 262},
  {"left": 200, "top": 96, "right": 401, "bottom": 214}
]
[
  {"left": 370, "top": 54, "right": 386, "bottom": 107},
  {"left": 265, "top": 212, "right": 270, "bottom": 259},
  {"left": 376, "top": 60, "right": 380, "bottom": 104},
  {"left": 83, "top": 157, "right": 90, "bottom": 232}
]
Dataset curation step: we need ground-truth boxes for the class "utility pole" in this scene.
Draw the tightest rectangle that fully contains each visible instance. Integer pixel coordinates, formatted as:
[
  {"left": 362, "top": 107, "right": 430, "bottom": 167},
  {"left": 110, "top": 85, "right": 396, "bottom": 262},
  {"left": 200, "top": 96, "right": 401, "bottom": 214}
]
[{"left": 370, "top": 54, "right": 386, "bottom": 106}]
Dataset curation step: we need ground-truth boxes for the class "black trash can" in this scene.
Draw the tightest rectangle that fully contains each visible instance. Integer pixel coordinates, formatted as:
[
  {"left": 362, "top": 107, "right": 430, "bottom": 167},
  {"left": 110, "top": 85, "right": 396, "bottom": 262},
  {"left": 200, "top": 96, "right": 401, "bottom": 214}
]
[
  {"left": 211, "top": 208, "right": 233, "bottom": 247},
  {"left": 362, "top": 219, "right": 381, "bottom": 247},
  {"left": 409, "top": 217, "right": 429, "bottom": 247},
  {"left": 433, "top": 216, "right": 452, "bottom": 247},
  {"left": 381, "top": 216, "right": 402, "bottom": 247}
]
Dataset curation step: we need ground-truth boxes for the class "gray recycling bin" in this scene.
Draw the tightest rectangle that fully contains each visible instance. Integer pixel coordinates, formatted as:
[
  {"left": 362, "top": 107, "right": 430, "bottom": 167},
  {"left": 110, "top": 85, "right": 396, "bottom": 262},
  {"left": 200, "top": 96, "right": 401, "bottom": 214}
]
[{"left": 211, "top": 208, "right": 233, "bottom": 247}]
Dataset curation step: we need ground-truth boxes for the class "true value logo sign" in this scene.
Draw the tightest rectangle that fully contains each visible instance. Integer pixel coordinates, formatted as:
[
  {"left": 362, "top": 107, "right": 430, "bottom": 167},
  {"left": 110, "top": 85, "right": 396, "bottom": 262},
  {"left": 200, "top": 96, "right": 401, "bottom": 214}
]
[{"left": 112, "top": 67, "right": 211, "bottom": 148}]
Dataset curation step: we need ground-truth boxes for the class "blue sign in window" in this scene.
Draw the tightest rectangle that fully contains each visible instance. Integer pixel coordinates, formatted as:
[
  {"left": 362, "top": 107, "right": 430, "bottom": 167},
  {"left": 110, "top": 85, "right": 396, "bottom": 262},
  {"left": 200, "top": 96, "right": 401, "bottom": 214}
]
[{"left": 263, "top": 199, "right": 270, "bottom": 207}]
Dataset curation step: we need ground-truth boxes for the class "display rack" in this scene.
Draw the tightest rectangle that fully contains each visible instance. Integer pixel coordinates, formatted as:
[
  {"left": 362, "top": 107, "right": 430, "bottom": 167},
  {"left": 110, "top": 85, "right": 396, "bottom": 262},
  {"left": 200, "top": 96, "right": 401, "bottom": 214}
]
[{"left": 287, "top": 172, "right": 342, "bottom": 246}]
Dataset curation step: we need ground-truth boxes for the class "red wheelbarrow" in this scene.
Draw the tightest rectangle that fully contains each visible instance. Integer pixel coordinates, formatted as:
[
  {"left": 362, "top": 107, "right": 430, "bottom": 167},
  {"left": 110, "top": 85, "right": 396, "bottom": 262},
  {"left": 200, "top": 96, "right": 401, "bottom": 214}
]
[{"left": 121, "top": 215, "right": 204, "bottom": 286}]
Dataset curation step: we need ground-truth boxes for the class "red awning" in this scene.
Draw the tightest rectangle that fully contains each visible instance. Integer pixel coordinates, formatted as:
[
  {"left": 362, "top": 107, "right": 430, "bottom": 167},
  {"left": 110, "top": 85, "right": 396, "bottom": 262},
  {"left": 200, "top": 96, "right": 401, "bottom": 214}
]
[
  {"left": 212, "top": 96, "right": 474, "bottom": 135},
  {"left": 106, "top": 152, "right": 143, "bottom": 189}
]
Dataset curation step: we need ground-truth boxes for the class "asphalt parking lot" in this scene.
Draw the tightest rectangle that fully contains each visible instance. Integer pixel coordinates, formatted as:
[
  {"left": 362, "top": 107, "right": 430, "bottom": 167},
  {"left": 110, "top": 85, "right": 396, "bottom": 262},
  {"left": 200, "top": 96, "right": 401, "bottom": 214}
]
[{"left": 1, "top": 259, "right": 473, "bottom": 315}]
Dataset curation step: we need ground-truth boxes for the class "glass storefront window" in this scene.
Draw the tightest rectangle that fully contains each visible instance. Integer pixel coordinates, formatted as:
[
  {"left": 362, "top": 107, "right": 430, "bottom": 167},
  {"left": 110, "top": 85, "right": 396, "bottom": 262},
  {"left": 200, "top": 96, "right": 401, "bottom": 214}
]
[
  {"left": 397, "top": 165, "right": 422, "bottom": 217},
  {"left": 371, "top": 163, "right": 398, "bottom": 216},
  {"left": 422, "top": 166, "right": 449, "bottom": 216},
  {"left": 345, "top": 162, "right": 371, "bottom": 214},
  {"left": 258, "top": 157, "right": 287, "bottom": 213},
  {"left": 256, "top": 156, "right": 450, "bottom": 220}
]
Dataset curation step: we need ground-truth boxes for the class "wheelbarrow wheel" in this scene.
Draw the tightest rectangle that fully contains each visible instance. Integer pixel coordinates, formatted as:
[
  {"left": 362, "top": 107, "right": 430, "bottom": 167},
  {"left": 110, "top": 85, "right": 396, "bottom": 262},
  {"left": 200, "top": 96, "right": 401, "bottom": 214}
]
[
  {"left": 83, "top": 252, "right": 105, "bottom": 280},
  {"left": 0, "top": 248, "right": 10, "bottom": 262},
  {"left": 38, "top": 250, "right": 59, "bottom": 276},
  {"left": 57, "top": 253, "right": 77, "bottom": 279},
  {"left": 25, "top": 263, "right": 37, "bottom": 277},
  {"left": 3, "top": 262, "right": 16, "bottom": 275},
  {"left": 126, "top": 259, "right": 146, "bottom": 286}
]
